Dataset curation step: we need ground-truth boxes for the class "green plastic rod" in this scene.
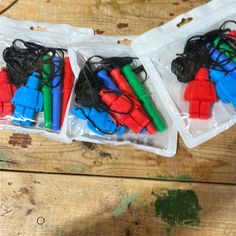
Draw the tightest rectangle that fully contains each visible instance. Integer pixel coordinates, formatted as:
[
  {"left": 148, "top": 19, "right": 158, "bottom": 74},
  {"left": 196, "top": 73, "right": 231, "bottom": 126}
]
[
  {"left": 42, "top": 54, "right": 52, "bottom": 129},
  {"left": 122, "top": 64, "right": 166, "bottom": 132},
  {"left": 214, "top": 37, "right": 236, "bottom": 63}
]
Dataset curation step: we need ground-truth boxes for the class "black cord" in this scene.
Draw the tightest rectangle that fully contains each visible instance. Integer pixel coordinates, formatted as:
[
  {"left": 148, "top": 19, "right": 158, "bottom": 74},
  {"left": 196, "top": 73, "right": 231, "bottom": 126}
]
[
  {"left": 74, "top": 61, "right": 106, "bottom": 109},
  {"left": 74, "top": 56, "right": 145, "bottom": 132},
  {"left": 171, "top": 21, "right": 236, "bottom": 82},
  {"left": 101, "top": 90, "right": 134, "bottom": 115},
  {"left": 3, "top": 39, "right": 65, "bottom": 87},
  {"left": 75, "top": 106, "right": 118, "bottom": 135},
  {"left": 133, "top": 65, "right": 147, "bottom": 84}
]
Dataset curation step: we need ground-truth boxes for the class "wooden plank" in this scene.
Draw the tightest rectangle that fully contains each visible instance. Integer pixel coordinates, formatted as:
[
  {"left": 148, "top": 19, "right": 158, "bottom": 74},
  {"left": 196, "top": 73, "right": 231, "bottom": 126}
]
[
  {"left": 0, "top": 0, "right": 208, "bottom": 35},
  {"left": 0, "top": 125, "right": 235, "bottom": 184},
  {"left": 0, "top": 0, "right": 235, "bottom": 184},
  {"left": 1, "top": 171, "right": 236, "bottom": 236}
]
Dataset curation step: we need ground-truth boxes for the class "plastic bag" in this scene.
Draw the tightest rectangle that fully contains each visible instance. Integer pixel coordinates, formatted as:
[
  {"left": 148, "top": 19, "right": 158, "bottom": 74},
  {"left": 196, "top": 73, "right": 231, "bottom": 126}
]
[
  {"left": 0, "top": 17, "right": 94, "bottom": 143},
  {"left": 132, "top": 0, "right": 236, "bottom": 148},
  {"left": 66, "top": 36, "right": 178, "bottom": 157}
]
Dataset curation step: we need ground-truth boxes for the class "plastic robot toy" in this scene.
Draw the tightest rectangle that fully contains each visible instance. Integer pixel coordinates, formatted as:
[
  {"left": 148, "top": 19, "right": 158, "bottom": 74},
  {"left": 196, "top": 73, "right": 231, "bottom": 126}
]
[
  {"left": 0, "top": 68, "right": 16, "bottom": 117},
  {"left": 184, "top": 67, "right": 217, "bottom": 119},
  {"left": 99, "top": 88, "right": 150, "bottom": 134},
  {"left": 97, "top": 69, "right": 157, "bottom": 134},
  {"left": 12, "top": 72, "right": 43, "bottom": 126},
  {"left": 72, "top": 106, "right": 125, "bottom": 136},
  {"left": 210, "top": 69, "right": 236, "bottom": 108}
]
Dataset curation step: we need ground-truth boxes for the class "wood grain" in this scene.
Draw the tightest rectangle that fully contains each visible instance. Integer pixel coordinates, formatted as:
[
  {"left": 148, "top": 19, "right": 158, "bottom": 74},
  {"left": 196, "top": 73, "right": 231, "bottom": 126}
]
[
  {"left": 0, "top": 0, "right": 208, "bottom": 35},
  {"left": 0, "top": 0, "right": 234, "bottom": 184},
  {"left": 0, "top": 125, "right": 235, "bottom": 183},
  {"left": 0, "top": 1, "right": 236, "bottom": 235},
  {"left": 1, "top": 171, "right": 236, "bottom": 236}
]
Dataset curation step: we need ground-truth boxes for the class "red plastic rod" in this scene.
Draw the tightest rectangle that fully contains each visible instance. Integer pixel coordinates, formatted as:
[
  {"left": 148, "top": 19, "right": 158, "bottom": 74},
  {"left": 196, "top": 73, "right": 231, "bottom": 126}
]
[{"left": 60, "top": 57, "right": 74, "bottom": 127}]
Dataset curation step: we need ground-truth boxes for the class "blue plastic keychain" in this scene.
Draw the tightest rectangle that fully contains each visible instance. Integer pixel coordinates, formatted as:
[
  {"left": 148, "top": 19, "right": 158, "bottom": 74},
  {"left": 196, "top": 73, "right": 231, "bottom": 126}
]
[
  {"left": 210, "top": 69, "right": 236, "bottom": 108},
  {"left": 72, "top": 106, "right": 125, "bottom": 136},
  {"left": 12, "top": 72, "right": 43, "bottom": 126}
]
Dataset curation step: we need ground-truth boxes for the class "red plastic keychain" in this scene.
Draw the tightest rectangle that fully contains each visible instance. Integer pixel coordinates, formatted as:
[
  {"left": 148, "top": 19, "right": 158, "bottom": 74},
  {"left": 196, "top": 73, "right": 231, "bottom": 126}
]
[
  {"left": 60, "top": 57, "right": 74, "bottom": 127},
  {"left": 0, "top": 68, "right": 16, "bottom": 117},
  {"left": 184, "top": 67, "right": 217, "bottom": 119}
]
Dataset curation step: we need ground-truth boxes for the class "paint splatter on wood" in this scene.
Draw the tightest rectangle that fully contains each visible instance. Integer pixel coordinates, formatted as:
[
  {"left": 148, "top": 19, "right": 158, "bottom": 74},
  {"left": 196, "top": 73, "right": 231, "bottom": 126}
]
[
  {"left": 117, "top": 23, "right": 128, "bottom": 29},
  {"left": 65, "top": 164, "right": 88, "bottom": 173},
  {"left": 155, "top": 174, "right": 193, "bottom": 182},
  {"left": 155, "top": 189, "right": 201, "bottom": 226},
  {"left": 0, "top": 151, "right": 7, "bottom": 168},
  {"left": 99, "top": 150, "right": 112, "bottom": 159},
  {"left": 81, "top": 141, "right": 97, "bottom": 151},
  {"left": 9, "top": 133, "right": 32, "bottom": 148},
  {"left": 112, "top": 192, "right": 139, "bottom": 219},
  {"left": 76, "top": 189, "right": 88, "bottom": 197}
]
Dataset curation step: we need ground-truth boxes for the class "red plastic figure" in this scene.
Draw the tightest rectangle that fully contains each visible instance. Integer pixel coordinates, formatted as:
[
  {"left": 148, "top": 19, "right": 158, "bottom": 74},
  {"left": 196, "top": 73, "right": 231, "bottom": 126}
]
[
  {"left": 60, "top": 57, "right": 74, "bottom": 127},
  {"left": 100, "top": 89, "right": 151, "bottom": 134},
  {"left": 110, "top": 67, "right": 156, "bottom": 134},
  {"left": 184, "top": 67, "right": 217, "bottom": 119},
  {"left": 0, "top": 68, "right": 16, "bottom": 117}
]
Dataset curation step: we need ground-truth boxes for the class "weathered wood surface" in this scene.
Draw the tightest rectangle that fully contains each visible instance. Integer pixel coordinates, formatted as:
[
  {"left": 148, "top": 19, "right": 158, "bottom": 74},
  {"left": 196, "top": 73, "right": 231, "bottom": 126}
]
[
  {"left": 0, "top": 0, "right": 235, "bottom": 185},
  {"left": 1, "top": 0, "right": 208, "bottom": 35},
  {"left": 1, "top": 171, "right": 236, "bottom": 236},
  {"left": 0, "top": 126, "right": 235, "bottom": 184},
  {"left": 1, "top": 1, "right": 236, "bottom": 235}
]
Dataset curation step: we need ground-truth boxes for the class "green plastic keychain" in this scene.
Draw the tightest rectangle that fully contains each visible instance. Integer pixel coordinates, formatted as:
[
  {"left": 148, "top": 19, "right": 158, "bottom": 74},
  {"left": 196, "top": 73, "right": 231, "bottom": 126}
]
[
  {"left": 122, "top": 64, "right": 166, "bottom": 132},
  {"left": 42, "top": 54, "right": 53, "bottom": 129},
  {"left": 214, "top": 37, "right": 236, "bottom": 63}
]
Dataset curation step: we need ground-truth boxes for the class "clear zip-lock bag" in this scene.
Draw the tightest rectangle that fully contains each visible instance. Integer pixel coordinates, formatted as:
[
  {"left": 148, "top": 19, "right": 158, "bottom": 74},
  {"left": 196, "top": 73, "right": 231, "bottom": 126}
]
[
  {"left": 0, "top": 17, "right": 94, "bottom": 143},
  {"left": 132, "top": 0, "right": 236, "bottom": 148},
  {"left": 66, "top": 36, "right": 178, "bottom": 157}
]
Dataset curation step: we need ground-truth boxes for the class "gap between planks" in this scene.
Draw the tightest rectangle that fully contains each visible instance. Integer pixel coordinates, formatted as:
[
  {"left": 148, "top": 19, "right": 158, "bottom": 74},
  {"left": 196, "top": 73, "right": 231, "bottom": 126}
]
[{"left": 1, "top": 169, "right": 236, "bottom": 187}]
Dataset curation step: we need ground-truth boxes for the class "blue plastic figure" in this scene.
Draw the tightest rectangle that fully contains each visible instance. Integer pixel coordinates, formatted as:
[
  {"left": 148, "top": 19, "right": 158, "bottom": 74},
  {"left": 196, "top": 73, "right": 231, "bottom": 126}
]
[
  {"left": 209, "top": 69, "right": 236, "bottom": 108},
  {"left": 12, "top": 72, "right": 43, "bottom": 126},
  {"left": 72, "top": 106, "right": 125, "bottom": 136}
]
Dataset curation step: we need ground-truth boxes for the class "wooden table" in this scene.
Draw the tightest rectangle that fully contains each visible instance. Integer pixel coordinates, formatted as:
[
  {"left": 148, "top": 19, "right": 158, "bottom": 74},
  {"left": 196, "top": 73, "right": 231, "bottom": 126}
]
[{"left": 1, "top": 0, "right": 236, "bottom": 235}]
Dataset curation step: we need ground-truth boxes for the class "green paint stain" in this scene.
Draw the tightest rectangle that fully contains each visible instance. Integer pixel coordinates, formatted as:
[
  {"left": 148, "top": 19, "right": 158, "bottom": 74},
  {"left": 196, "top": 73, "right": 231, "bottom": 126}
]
[
  {"left": 65, "top": 164, "right": 87, "bottom": 173},
  {"left": 165, "top": 227, "right": 172, "bottom": 236},
  {"left": 155, "top": 175, "right": 169, "bottom": 180},
  {"left": 175, "top": 175, "right": 193, "bottom": 181},
  {"left": 155, "top": 189, "right": 201, "bottom": 226},
  {"left": 112, "top": 192, "right": 139, "bottom": 219},
  {"left": 0, "top": 151, "right": 7, "bottom": 168},
  {"left": 76, "top": 189, "right": 88, "bottom": 197},
  {"left": 155, "top": 174, "right": 192, "bottom": 182}
]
